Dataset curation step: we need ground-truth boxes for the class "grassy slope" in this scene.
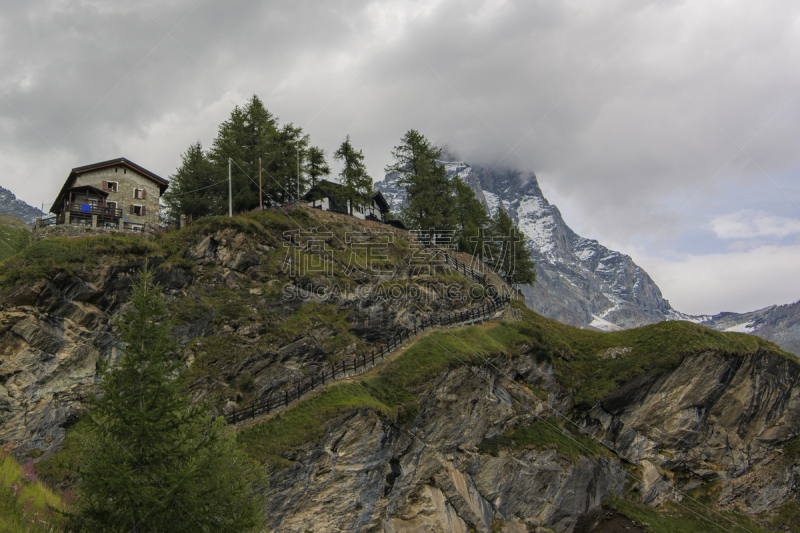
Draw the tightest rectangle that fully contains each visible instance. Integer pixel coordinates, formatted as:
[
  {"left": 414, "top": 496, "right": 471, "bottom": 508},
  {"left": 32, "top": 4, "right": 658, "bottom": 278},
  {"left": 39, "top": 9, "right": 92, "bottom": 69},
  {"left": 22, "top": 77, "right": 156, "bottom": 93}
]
[
  {"left": 1, "top": 450, "right": 70, "bottom": 533},
  {"left": 0, "top": 214, "right": 31, "bottom": 263}
]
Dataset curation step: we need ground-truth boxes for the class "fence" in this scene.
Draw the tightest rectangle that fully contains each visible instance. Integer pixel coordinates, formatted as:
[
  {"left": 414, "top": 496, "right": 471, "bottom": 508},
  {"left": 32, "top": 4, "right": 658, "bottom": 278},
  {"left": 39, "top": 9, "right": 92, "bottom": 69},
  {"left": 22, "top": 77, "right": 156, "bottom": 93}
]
[{"left": 224, "top": 295, "right": 511, "bottom": 424}]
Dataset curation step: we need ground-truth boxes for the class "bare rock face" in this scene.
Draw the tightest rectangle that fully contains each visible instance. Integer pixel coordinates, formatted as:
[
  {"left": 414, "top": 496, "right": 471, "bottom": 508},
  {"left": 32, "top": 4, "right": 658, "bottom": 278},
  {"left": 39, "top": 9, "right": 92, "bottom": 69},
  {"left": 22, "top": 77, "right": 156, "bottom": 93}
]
[
  {"left": 582, "top": 348, "right": 800, "bottom": 514},
  {"left": 263, "top": 366, "right": 626, "bottom": 533},
  {"left": 0, "top": 221, "right": 500, "bottom": 460}
]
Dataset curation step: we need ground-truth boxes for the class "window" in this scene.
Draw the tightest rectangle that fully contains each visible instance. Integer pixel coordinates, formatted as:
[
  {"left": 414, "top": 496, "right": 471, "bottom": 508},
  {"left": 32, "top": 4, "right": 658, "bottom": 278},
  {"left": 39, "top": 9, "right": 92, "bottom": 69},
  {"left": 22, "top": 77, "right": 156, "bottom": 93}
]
[
  {"left": 104, "top": 201, "right": 117, "bottom": 214},
  {"left": 133, "top": 188, "right": 147, "bottom": 199},
  {"left": 103, "top": 181, "right": 118, "bottom": 192},
  {"left": 130, "top": 204, "right": 146, "bottom": 216}
]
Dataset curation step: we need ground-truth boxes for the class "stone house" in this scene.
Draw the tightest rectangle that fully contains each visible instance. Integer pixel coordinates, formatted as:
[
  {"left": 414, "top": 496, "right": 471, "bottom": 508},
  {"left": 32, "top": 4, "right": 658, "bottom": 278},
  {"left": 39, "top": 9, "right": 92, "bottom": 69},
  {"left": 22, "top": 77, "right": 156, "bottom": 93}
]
[{"left": 48, "top": 158, "right": 168, "bottom": 232}]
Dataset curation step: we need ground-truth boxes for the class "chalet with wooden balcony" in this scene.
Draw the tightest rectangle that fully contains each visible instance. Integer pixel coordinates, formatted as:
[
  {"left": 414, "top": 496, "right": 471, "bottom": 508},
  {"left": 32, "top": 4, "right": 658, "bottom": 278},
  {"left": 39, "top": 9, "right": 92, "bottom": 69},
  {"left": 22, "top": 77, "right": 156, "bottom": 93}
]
[
  {"left": 48, "top": 158, "right": 168, "bottom": 231},
  {"left": 304, "top": 180, "right": 391, "bottom": 222}
]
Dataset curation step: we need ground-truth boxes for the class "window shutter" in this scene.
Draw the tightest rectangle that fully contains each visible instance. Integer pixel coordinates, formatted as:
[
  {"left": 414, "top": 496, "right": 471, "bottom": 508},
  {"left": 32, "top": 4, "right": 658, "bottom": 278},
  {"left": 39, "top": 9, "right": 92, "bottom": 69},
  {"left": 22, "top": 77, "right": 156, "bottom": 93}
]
[
  {"left": 142, "top": 189, "right": 147, "bottom": 200},
  {"left": 141, "top": 205, "right": 146, "bottom": 216},
  {"left": 102, "top": 181, "right": 107, "bottom": 191},
  {"left": 130, "top": 204, "right": 134, "bottom": 214},
  {"left": 133, "top": 188, "right": 137, "bottom": 198}
]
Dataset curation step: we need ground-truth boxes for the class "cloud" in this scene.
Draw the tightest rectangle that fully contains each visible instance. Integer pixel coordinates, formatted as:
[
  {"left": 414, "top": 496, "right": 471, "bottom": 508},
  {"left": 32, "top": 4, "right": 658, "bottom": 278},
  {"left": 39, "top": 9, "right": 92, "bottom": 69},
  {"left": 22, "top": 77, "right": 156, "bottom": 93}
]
[
  {"left": 631, "top": 244, "right": 800, "bottom": 315},
  {"left": 711, "top": 209, "right": 800, "bottom": 240},
  {"left": 1, "top": 0, "right": 799, "bottom": 313}
]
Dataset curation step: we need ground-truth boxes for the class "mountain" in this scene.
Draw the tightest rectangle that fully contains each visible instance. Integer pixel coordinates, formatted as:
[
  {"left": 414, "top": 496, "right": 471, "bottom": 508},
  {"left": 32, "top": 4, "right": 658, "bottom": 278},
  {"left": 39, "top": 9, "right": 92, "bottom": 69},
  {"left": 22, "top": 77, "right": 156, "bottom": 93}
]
[
  {"left": 377, "top": 163, "right": 674, "bottom": 330},
  {"left": 376, "top": 161, "right": 800, "bottom": 355},
  {"left": 0, "top": 186, "right": 44, "bottom": 225}
]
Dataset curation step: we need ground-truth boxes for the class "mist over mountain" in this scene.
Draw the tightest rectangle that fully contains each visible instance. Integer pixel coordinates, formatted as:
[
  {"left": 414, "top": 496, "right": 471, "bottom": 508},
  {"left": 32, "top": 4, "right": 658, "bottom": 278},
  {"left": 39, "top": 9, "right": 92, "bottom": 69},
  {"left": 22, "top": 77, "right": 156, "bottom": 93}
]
[{"left": 376, "top": 160, "right": 800, "bottom": 355}]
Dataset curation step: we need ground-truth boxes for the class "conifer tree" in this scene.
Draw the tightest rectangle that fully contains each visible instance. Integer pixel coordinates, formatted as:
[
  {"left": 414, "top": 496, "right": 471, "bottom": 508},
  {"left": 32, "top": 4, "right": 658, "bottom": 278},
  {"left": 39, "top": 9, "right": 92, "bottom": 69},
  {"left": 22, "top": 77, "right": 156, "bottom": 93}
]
[
  {"left": 385, "top": 129, "right": 456, "bottom": 236},
  {"left": 72, "top": 268, "right": 265, "bottom": 532},
  {"left": 161, "top": 142, "right": 222, "bottom": 221},
  {"left": 333, "top": 135, "right": 372, "bottom": 215},
  {"left": 306, "top": 146, "right": 330, "bottom": 188},
  {"left": 489, "top": 207, "right": 536, "bottom": 286},
  {"left": 453, "top": 176, "right": 490, "bottom": 255}
]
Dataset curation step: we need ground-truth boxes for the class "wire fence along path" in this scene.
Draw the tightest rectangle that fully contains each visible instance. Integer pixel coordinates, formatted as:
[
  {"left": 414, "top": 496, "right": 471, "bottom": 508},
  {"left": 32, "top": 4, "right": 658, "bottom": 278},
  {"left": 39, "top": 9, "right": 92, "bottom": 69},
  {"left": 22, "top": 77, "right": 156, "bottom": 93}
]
[{"left": 224, "top": 295, "right": 511, "bottom": 424}]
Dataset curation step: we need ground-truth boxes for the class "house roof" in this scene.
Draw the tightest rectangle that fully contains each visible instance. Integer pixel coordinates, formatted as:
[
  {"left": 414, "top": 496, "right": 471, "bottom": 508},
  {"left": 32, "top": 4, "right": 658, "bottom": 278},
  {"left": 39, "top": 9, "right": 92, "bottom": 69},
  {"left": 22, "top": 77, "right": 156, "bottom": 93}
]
[
  {"left": 304, "top": 181, "right": 391, "bottom": 214},
  {"left": 66, "top": 185, "right": 109, "bottom": 198},
  {"left": 51, "top": 158, "right": 169, "bottom": 214},
  {"left": 370, "top": 190, "right": 390, "bottom": 212},
  {"left": 303, "top": 179, "right": 345, "bottom": 202}
]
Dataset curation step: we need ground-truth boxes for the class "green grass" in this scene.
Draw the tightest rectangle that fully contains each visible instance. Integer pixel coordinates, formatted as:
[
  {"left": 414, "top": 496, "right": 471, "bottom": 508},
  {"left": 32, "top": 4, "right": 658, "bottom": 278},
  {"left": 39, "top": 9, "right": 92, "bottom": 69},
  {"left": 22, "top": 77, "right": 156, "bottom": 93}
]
[
  {"left": 770, "top": 500, "right": 800, "bottom": 532},
  {"left": 607, "top": 496, "right": 775, "bottom": 533},
  {"left": 1, "top": 449, "right": 71, "bottom": 532},
  {"left": 0, "top": 215, "right": 31, "bottom": 263},
  {"left": 0, "top": 234, "right": 160, "bottom": 287},
  {"left": 511, "top": 303, "right": 793, "bottom": 408},
  {"left": 478, "top": 417, "right": 614, "bottom": 463}
]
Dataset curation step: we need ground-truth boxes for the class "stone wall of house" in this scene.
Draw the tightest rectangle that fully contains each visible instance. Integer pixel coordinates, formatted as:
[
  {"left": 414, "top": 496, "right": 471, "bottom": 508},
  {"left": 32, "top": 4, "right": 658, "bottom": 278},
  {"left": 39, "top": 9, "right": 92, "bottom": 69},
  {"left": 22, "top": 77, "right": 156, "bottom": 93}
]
[{"left": 72, "top": 166, "right": 161, "bottom": 228}]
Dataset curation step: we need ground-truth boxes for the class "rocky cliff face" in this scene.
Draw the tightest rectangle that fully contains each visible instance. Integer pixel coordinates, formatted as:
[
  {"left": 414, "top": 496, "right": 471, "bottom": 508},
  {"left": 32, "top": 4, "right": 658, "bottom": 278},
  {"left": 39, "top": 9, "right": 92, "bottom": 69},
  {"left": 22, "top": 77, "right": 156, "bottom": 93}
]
[
  {"left": 0, "top": 210, "right": 504, "bottom": 461},
  {"left": 258, "top": 315, "right": 800, "bottom": 532},
  {"left": 263, "top": 365, "right": 626, "bottom": 533},
  {"left": 0, "top": 187, "right": 44, "bottom": 225},
  {"left": 582, "top": 347, "right": 800, "bottom": 514}
]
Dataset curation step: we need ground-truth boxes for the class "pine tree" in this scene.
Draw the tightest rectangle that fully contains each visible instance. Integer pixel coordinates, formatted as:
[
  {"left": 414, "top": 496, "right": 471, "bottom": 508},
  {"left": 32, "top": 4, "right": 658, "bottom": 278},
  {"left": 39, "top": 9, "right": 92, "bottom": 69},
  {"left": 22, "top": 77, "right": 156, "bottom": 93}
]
[
  {"left": 333, "top": 135, "right": 372, "bottom": 215},
  {"left": 72, "top": 268, "right": 265, "bottom": 532},
  {"left": 306, "top": 146, "right": 330, "bottom": 188},
  {"left": 453, "top": 176, "right": 490, "bottom": 255},
  {"left": 161, "top": 142, "right": 222, "bottom": 221},
  {"left": 489, "top": 207, "right": 536, "bottom": 286},
  {"left": 385, "top": 129, "right": 456, "bottom": 236}
]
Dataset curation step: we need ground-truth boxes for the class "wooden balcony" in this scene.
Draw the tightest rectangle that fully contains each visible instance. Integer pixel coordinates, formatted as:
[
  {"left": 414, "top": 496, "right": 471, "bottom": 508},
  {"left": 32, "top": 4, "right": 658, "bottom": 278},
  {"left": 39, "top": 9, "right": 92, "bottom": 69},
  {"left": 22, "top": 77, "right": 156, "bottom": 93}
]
[{"left": 65, "top": 202, "right": 122, "bottom": 220}]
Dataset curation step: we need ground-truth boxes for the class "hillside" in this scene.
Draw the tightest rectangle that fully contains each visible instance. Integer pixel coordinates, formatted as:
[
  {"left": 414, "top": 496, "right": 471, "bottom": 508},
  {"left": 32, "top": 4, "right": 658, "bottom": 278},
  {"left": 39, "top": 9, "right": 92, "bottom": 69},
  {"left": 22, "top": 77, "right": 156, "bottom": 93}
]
[
  {"left": 0, "top": 206, "right": 798, "bottom": 532},
  {"left": 0, "top": 214, "right": 31, "bottom": 263}
]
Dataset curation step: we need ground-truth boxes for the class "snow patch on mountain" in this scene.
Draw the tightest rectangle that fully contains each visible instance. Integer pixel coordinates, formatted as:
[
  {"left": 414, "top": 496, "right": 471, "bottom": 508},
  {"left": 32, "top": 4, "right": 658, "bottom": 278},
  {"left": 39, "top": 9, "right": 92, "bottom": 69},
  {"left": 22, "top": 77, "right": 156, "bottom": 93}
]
[{"left": 516, "top": 196, "right": 557, "bottom": 256}]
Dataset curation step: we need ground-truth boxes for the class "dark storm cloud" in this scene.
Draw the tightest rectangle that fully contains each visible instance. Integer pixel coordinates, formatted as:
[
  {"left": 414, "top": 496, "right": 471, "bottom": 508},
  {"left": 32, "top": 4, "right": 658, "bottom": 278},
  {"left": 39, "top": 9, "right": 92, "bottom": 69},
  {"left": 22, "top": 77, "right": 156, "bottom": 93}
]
[{"left": 2, "top": 0, "right": 799, "bottom": 312}]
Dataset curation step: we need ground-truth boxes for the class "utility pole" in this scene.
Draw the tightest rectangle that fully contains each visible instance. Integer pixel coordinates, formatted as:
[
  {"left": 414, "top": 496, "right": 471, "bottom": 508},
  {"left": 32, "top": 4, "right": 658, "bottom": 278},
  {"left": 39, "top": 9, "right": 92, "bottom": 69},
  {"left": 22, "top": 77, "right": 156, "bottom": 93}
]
[
  {"left": 228, "top": 158, "right": 232, "bottom": 217},
  {"left": 259, "top": 157, "right": 263, "bottom": 211},
  {"left": 296, "top": 144, "right": 300, "bottom": 202}
]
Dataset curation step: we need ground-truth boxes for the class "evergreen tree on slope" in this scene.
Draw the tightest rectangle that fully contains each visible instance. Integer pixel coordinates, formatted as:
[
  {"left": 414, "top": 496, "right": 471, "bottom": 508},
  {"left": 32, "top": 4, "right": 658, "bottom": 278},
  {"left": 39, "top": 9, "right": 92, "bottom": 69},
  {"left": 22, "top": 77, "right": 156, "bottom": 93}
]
[
  {"left": 385, "top": 129, "right": 456, "bottom": 236},
  {"left": 73, "top": 268, "right": 265, "bottom": 532},
  {"left": 334, "top": 135, "right": 372, "bottom": 216}
]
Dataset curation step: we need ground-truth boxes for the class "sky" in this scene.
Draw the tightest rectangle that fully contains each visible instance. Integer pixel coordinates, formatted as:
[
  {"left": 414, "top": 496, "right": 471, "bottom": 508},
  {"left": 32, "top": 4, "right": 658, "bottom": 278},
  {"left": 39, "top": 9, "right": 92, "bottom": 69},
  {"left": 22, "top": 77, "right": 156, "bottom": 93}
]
[{"left": 1, "top": 0, "right": 799, "bottom": 315}]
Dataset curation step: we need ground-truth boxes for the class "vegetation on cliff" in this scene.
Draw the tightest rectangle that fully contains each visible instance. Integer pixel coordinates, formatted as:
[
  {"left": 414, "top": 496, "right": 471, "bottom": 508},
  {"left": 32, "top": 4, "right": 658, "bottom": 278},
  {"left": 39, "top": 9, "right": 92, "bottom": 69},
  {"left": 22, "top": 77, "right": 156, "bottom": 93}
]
[
  {"left": 2, "top": 206, "right": 798, "bottom": 532},
  {"left": 71, "top": 268, "right": 265, "bottom": 532}
]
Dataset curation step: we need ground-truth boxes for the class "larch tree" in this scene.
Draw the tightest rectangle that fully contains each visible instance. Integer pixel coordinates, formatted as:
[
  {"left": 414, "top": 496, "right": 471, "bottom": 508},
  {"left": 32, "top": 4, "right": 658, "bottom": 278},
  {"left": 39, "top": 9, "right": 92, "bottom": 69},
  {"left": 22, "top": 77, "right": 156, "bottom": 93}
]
[
  {"left": 333, "top": 135, "right": 372, "bottom": 216},
  {"left": 161, "top": 141, "right": 222, "bottom": 221},
  {"left": 72, "top": 267, "right": 266, "bottom": 533},
  {"left": 489, "top": 207, "right": 536, "bottom": 286},
  {"left": 305, "top": 146, "right": 331, "bottom": 188},
  {"left": 385, "top": 129, "right": 456, "bottom": 237}
]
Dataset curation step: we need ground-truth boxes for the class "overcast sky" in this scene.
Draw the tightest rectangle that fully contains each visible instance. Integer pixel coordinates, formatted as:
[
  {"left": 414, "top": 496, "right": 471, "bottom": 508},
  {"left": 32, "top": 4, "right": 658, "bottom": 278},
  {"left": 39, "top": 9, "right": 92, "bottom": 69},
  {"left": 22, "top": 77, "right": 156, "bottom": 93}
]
[{"left": 2, "top": 0, "right": 799, "bottom": 315}]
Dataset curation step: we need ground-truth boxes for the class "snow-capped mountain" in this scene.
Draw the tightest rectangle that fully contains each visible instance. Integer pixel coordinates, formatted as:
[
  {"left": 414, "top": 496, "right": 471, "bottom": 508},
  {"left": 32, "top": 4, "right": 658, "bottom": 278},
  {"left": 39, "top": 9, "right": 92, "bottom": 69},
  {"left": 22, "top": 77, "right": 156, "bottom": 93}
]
[
  {"left": 377, "top": 161, "right": 674, "bottom": 329},
  {"left": 0, "top": 187, "right": 43, "bottom": 225},
  {"left": 376, "top": 161, "right": 800, "bottom": 355}
]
